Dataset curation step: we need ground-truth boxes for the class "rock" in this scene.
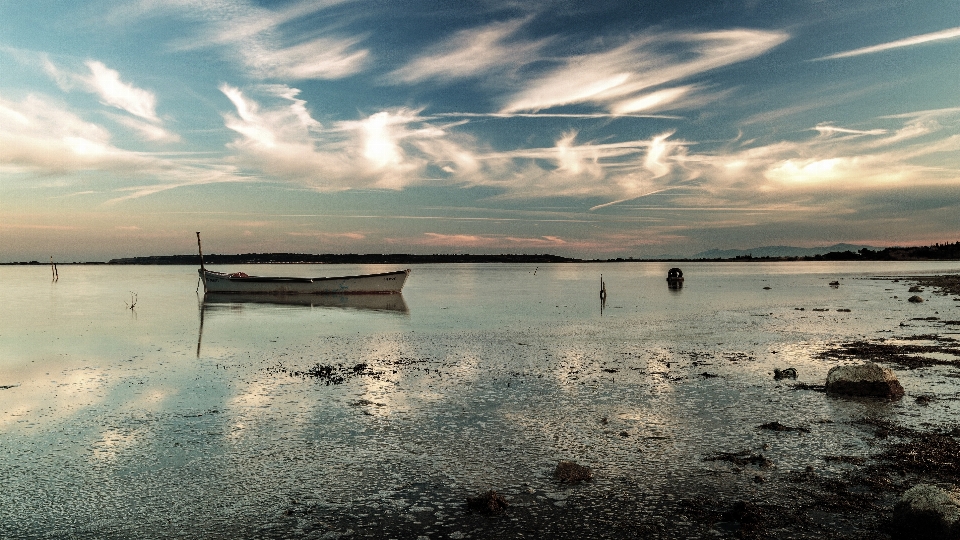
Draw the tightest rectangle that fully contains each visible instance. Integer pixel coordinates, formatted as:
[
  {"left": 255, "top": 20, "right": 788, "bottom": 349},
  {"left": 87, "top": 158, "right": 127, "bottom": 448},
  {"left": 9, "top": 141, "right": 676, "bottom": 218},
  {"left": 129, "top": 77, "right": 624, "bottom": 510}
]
[
  {"left": 892, "top": 484, "right": 960, "bottom": 539},
  {"left": 774, "top": 368, "right": 798, "bottom": 380},
  {"left": 909, "top": 286, "right": 924, "bottom": 293},
  {"left": 829, "top": 281, "right": 840, "bottom": 287},
  {"left": 465, "top": 490, "right": 509, "bottom": 514},
  {"left": 554, "top": 460, "right": 593, "bottom": 483},
  {"left": 909, "top": 295, "right": 924, "bottom": 303},
  {"left": 825, "top": 362, "right": 905, "bottom": 400}
]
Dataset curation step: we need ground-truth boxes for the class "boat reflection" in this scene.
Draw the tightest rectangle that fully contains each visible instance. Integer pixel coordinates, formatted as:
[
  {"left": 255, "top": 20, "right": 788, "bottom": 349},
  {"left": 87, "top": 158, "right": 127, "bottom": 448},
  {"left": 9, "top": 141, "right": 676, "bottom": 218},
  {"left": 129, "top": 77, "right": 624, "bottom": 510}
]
[
  {"left": 197, "top": 293, "right": 409, "bottom": 357},
  {"left": 201, "top": 292, "right": 409, "bottom": 313}
]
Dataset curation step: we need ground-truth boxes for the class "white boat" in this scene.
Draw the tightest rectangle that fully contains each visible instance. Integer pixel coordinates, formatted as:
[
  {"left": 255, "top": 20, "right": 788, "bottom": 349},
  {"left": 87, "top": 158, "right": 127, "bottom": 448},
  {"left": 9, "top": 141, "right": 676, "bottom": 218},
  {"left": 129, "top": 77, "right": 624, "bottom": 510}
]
[
  {"left": 195, "top": 233, "right": 409, "bottom": 295},
  {"left": 198, "top": 268, "right": 409, "bottom": 294}
]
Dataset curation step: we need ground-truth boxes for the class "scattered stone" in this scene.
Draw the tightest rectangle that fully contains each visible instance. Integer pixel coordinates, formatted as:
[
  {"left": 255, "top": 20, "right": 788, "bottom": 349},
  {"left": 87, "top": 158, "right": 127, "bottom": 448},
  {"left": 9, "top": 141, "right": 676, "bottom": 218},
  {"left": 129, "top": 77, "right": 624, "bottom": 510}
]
[
  {"left": 916, "top": 395, "right": 934, "bottom": 406},
  {"left": 774, "top": 368, "right": 797, "bottom": 380},
  {"left": 465, "top": 490, "right": 509, "bottom": 514},
  {"left": 791, "top": 382, "right": 826, "bottom": 392},
  {"left": 816, "top": 339, "right": 960, "bottom": 369},
  {"left": 705, "top": 450, "right": 774, "bottom": 468},
  {"left": 892, "top": 484, "right": 960, "bottom": 540},
  {"left": 554, "top": 460, "right": 593, "bottom": 483},
  {"left": 700, "top": 372, "right": 719, "bottom": 378},
  {"left": 825, "top": 362, "right": 905, "bottom": 400},
  {"left": 837, "top": 308, "right": 852, "bottom": 312},
  {"left": 762, "top": 286, "right": 771, "bottom": 290},
  {"left": 823, "top": 455, "right": 866, "bottom": 465},
  {"left": 909, "top": 295, "right": 924, "bottom": 303},
  {"left": 619, "top": 431, "right": 630, "bottom": 437},
  {"left": 909, "top": 286, "right": 924, "bottom": 293},
  {"left": 758, "top": 421, "right": 809, "bottom": 433},
  {"left": 829, "top": 281, "right": 840, "bottom": 287}
]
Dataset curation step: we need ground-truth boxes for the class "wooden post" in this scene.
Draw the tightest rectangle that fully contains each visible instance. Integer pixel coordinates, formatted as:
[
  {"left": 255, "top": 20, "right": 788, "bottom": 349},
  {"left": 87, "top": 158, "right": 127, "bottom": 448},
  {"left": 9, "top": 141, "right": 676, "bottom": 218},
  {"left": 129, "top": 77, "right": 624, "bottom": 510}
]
[{"left": 196, "top": 232, "right": 205, "bottom": 271}]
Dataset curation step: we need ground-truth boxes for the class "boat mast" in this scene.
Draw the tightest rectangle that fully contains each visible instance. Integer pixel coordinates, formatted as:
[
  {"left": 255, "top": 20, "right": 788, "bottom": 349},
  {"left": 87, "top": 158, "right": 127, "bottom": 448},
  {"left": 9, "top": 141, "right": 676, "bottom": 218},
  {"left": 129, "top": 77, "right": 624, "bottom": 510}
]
[{"left": 196, "top": 232, "right": 205, "bottom": 271}]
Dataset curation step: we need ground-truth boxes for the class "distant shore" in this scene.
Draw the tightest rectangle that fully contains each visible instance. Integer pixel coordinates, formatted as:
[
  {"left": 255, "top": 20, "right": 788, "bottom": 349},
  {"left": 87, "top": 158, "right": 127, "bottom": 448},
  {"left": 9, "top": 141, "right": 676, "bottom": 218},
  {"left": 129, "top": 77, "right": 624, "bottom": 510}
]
[{"left": 4, "top": 241, "right": 959, "bottom": 265}]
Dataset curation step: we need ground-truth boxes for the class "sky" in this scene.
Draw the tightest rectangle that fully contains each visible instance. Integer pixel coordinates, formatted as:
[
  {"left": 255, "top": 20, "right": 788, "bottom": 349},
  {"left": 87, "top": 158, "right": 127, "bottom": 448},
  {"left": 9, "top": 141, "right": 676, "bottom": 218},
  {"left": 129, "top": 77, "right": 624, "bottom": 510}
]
[{"left": 1, "top": 0, "right": 959, "bottom": 261}]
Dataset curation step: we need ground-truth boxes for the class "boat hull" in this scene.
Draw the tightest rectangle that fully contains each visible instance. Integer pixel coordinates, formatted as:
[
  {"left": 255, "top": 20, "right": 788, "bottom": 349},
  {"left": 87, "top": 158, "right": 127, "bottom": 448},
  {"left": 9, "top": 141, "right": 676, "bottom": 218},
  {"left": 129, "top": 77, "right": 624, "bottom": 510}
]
[{"left": 199, "top": 268, "right": 410, "bottom": 294}]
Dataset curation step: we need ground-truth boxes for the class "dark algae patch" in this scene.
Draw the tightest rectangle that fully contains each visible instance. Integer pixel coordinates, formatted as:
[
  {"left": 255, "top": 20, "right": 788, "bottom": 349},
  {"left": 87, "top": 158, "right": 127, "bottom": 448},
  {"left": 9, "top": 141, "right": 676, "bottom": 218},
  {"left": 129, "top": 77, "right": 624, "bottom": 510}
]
[{"left": 816, "top": 339, "right": 960, "bottom": 369}]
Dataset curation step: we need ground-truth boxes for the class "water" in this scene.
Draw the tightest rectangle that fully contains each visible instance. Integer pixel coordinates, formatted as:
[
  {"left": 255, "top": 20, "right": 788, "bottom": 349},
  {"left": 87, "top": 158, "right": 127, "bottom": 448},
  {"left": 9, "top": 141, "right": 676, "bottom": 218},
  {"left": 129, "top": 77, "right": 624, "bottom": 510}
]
[{"left": 2, "top": 261, "right": 959, "bottom": 538}]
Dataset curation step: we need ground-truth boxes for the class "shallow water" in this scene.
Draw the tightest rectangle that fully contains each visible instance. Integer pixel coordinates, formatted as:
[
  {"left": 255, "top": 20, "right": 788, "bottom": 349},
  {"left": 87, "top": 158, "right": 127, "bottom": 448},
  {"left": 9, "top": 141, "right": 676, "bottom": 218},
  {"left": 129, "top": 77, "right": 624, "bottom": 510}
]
[{"left": 2, "top": 261, "right": 959, "bottom": 538}]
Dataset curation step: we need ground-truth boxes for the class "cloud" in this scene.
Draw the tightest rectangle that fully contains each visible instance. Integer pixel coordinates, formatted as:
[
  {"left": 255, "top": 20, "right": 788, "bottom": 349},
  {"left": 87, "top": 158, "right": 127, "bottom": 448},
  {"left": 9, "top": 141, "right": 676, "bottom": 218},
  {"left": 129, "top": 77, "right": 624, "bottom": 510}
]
[
  {"left": 288, "top": 231, "right": 366, "bottom": 240},
  {"left": 220, "top": 84, "right": 465, "bottom": 190},
  {"left": 84, "top": 61, "right": 160, "bottom": 122},
  {"left": 160, "top": 0, "right": 369, "bottom": 80},
  {"left": 32, "top": 53, "right": 173, "bottom": 134},
  {"left": 402, "top": 231, "right": 682, "bottom": 253},
  {"left": 502, "top": 29, "right": 788, "bottom": 113},
  {"left": 39, "top": 55, "right": 161, "bottom": 122},
  {"left": 216, "top": 79, "right": 960, "bottom": 211},
  {"left": 813, "top": 26, "right": 960, "bottom": 61},
  {"left": 0, "top": 93, "right": 245, "bottom": 202},
  {"left": 107, "top": 113, "right": 181, "bottom": 143},
  {"left": 0, "top": 93, "right": 138, "bottom": 173},
  {"left": 389, "top": 18, "right": 549, "bottom": 83},
  {"left": 814, "top": 123, "right": 887, "bottom": 137}
]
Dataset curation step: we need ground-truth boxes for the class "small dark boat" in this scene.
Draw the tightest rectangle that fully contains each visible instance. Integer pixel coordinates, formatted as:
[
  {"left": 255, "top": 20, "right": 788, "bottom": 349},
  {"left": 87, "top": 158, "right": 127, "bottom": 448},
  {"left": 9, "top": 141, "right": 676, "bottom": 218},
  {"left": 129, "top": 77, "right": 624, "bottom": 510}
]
[{"left": 667, "top": 267, "right": 684, "bottom": 289}]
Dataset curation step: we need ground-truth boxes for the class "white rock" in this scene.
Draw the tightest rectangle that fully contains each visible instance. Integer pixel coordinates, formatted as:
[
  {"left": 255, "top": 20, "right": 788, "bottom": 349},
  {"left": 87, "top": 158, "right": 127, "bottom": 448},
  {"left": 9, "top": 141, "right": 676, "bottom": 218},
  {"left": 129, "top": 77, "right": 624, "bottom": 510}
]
[{"left": 825, "top": 361, "right": 904, "bottom": 399}]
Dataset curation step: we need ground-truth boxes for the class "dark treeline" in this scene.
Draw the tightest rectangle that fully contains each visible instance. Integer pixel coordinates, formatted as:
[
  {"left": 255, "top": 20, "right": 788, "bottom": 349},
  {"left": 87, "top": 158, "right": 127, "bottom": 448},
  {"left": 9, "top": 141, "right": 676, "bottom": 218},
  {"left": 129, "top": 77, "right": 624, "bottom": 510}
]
[
  {"left": 106, "top": 253, "right": 579, "bottom": 265},
  {"left": 780, "top": 241, "right": 960, "bottom": 262},
  {"left": 6, "top": 241, "right": 959, "bottom": 265},
  {"left": 103, "top": 240, "right": 960, "bottom": 264}
]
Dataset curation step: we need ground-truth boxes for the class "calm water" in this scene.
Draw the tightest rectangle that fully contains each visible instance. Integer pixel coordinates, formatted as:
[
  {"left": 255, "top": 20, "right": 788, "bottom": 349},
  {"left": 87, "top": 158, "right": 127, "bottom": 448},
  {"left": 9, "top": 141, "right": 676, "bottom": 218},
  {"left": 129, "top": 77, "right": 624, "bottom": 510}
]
[{"left": 2, "top": 262, "right": 960, "bottom": 538}]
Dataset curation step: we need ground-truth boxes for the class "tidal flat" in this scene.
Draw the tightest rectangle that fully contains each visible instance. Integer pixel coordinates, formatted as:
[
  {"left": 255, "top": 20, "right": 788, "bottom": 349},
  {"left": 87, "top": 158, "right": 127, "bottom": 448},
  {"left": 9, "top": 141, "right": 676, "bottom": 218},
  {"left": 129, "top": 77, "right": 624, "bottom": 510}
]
[{"left": 1, "top": 262, "right": 959, "bottom": 539}]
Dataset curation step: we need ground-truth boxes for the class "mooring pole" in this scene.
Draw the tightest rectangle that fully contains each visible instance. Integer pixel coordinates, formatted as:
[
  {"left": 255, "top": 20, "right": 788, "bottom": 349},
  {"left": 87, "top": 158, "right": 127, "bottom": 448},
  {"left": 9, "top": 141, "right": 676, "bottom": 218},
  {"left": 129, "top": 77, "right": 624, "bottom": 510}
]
[{"left": 196, "top": 232, "right": 205, "bottom": 271}]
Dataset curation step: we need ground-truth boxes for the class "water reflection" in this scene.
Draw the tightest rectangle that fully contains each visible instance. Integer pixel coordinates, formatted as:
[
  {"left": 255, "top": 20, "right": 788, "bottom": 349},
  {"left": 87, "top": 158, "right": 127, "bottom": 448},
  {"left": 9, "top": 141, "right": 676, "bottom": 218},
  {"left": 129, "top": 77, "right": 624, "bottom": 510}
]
[
  {"left": 196, "top": 293, "right": 409, "bottom": 356},
  {"left": 201, "top": 292, "right": 409, "bottom": 313}
]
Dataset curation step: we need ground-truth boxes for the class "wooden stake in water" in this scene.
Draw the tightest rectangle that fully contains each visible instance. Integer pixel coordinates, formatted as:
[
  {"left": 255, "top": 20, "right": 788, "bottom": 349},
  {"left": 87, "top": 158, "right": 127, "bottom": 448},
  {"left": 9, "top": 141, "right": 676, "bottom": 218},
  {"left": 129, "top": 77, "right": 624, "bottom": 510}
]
[{"left": 50, "top": 256, "right": 58, "bottom": 281}]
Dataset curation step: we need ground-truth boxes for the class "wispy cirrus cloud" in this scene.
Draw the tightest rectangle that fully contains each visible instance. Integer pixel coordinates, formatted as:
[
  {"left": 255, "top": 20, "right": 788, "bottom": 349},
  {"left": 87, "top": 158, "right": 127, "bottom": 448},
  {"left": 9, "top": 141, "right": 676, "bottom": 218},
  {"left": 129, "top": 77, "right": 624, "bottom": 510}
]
[
  {"left": 0, "top": 93, "right": 140, "bottom": 173},
  {"left": 0, "top": 93, "right": 244, "bottom": 202},
  {"left": 106, "top": 113, "right": 181, "bottom": 143},
  {"left": 155, "top": 0, "right": 368, "bottom": 80},
  {"left": 501, "top": 29, "right": 788, "bottom": 114},
  {"left": 30, "top": 53, "right": 179, "bottom": 142},
  {"left": 217, "top": 84, "right": 694, "bottom": 200},
  {"left": 41, "top": 57, "right": 162, "bottom": 123},
  {"left": 220, "top": 84, "right": 476, "bottom": 190},
  {"left": 813, "top": 123, "right": 887, "bottom": 137},
  {"left": 84, "top": 61, "right": 160, "bottom": 122},
  {"left": 388, "top": 18, "right": 549, "bottom": 83},
  {"left": 813, "top": 26, "right": 960, "bottom": 61}
]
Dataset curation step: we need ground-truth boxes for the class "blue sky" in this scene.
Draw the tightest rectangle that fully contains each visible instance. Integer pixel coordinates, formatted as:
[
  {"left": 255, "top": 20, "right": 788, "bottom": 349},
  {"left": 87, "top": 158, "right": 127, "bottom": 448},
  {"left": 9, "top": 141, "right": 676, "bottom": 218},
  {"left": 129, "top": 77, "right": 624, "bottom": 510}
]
[{"left": 1, "top": 0, "right": 959, "bottom": 261}]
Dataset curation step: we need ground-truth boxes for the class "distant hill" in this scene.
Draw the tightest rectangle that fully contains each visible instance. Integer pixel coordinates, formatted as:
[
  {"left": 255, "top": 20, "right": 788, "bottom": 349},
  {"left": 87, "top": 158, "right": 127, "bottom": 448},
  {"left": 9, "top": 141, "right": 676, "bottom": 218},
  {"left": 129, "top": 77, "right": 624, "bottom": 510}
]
[{"left": 694, "top": 244, "right": 877, "bottom": 259}]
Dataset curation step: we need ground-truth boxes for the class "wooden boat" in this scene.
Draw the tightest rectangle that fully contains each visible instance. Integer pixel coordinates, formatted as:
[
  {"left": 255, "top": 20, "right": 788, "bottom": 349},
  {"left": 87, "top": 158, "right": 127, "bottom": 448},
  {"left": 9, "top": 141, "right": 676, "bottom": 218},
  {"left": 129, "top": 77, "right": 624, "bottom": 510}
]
[{"left": 195, "top": 233, "right": 409, "bottom": 295}]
